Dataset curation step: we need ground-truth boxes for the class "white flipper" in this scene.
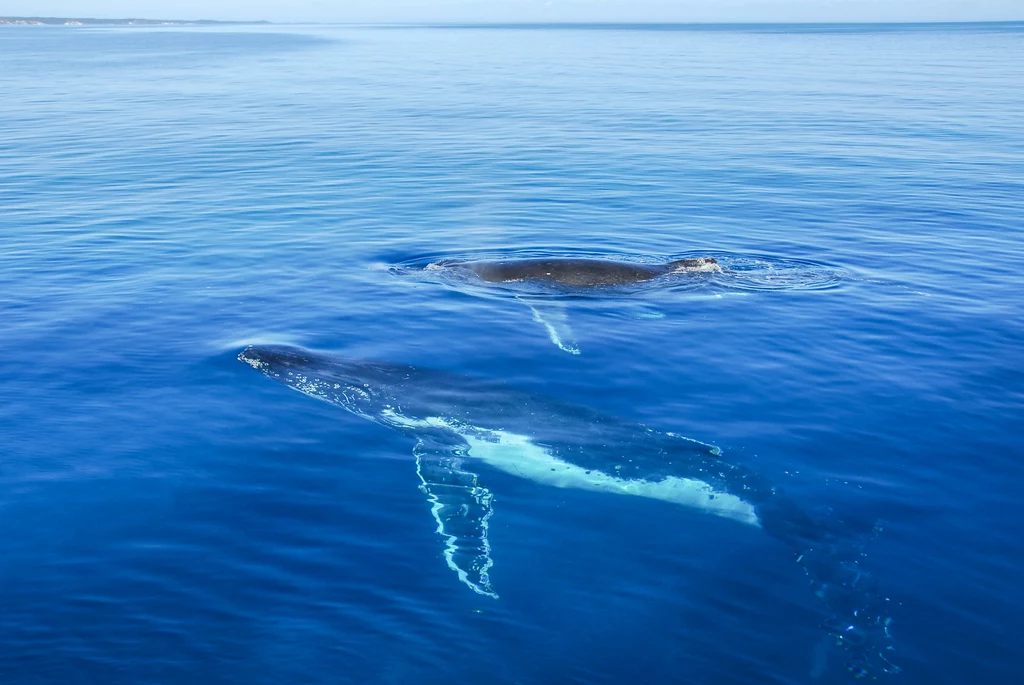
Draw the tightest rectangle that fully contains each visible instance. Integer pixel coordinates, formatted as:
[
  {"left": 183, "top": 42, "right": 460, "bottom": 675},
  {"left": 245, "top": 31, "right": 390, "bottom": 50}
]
[
  {"left": 515, "top": 296, "right": 580, "bottom": 355},
  {"left": 414, "top": 441, "right": 498, "bottom": 598}
]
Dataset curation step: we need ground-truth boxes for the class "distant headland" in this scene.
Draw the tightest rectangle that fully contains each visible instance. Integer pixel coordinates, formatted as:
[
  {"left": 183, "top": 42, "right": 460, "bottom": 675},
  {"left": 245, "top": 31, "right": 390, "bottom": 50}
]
[{"left": 0, "top": 17, "right": 268, "bottom": 26}]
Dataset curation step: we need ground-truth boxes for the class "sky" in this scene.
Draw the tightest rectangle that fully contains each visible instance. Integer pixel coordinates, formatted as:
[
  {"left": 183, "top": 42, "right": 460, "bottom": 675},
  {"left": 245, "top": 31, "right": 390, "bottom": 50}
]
[{"left": 2, "top": 1, "right": 1021, "bottom": 23}]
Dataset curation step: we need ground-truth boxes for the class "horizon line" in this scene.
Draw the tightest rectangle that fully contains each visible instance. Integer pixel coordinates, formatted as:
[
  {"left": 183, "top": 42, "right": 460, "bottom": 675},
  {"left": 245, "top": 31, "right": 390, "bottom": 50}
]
[{"left": 3, "top": 17, "right": 1023, "bottom": 27}]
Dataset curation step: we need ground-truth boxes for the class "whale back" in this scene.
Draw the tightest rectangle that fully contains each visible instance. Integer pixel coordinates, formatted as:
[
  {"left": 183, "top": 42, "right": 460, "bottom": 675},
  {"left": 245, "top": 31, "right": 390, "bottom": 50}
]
[{"left": 464, "top": 258, "right": 668, "bottom": 287}]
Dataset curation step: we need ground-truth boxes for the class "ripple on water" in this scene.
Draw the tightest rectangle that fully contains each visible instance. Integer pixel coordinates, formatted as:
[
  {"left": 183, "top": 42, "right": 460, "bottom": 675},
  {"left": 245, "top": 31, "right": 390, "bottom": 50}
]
[{"left": 708, "top": 254, "right": 847, "bottom": 292}]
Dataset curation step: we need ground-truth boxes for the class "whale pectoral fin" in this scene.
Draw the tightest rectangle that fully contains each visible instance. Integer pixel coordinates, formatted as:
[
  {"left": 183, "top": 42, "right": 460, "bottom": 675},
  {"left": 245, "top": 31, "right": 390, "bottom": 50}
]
[
  {"left": 414, "top": 441, "right": 498, "bottom": 598},
  {"left": 627, "top": 304, "right": 666, "bottom": 321},
  {"left": 514, "top": 296, "right": 580, "bottom": 355}
]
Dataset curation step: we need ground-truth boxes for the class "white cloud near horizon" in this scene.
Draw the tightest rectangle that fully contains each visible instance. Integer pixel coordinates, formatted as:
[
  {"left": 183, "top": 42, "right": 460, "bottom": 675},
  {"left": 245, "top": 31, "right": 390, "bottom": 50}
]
[{"left": 2, "top": 0, "right": 1021, "bottom": 24}]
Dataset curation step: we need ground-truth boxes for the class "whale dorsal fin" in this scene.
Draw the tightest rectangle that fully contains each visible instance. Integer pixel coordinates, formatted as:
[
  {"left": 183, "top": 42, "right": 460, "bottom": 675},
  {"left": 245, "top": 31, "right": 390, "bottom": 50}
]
[{"left": 414, "top": 440, "right": 498, "bottom": 598}]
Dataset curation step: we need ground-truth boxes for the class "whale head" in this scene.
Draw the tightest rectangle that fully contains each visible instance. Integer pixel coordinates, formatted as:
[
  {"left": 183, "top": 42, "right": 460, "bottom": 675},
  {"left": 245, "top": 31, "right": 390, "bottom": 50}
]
[
  {"left": 239, "top": 344, "right": 321, "bottom": 374},
  {"left": 669, "top": 257, "right": 722, "bottom": 273},
  {"left": 238, "top": 344, "right": 410, "bottom": 421}
]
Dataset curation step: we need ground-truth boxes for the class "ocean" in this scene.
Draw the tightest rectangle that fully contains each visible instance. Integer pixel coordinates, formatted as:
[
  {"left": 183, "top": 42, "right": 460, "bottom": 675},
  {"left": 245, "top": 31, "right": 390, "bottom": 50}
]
[{"left": 1, "top": 22, "right": 1022, "bottom": 684}]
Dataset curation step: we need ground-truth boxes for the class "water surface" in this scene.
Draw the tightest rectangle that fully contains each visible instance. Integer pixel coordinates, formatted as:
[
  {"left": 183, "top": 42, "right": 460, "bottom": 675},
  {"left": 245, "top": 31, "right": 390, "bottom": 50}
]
[{"left": 1, "top": 22, "right": 1022, "bottom": 684}]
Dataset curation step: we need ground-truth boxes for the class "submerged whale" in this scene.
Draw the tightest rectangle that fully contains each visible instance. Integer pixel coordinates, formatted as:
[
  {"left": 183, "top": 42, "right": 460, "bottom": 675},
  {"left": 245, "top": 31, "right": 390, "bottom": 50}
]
[
  {"left": 431, "top": 256, "right": 722, "bottom": 287},
  {"left": 419, "top": 257, "right": 721, "bottom": 354},
  {"left": 238, "top": 344, "right": 899, "bottom": 677}
]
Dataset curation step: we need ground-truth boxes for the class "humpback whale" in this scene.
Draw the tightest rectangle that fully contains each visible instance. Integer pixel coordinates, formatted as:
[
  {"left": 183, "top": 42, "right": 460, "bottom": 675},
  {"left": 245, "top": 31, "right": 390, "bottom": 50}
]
[
  {"left": 432, "top": 256, "right": 722, "bottom": 287},
  {"left": 419, "top": 257, "right": 721, "bottom": 354},
  {"left": 238, "top": 344, "right": 899, "bottom": 677}
]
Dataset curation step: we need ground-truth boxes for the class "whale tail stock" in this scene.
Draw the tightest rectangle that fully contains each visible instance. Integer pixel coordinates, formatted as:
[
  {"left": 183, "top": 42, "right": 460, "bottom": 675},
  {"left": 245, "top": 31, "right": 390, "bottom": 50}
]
[{"left": 760, "top": 500, "right": 901, "bottom": 678}]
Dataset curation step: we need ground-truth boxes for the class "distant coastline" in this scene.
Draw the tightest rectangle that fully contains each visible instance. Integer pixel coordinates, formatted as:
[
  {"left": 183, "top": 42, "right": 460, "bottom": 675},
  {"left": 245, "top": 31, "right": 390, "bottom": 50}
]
[{"left": 0, "top": 17, "right": 268, "bottom": 26}]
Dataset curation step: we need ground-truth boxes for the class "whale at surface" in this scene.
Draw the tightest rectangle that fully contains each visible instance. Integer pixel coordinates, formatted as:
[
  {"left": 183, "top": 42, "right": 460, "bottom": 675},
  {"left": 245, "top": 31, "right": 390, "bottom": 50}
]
[
  {"left": 433, "top": 256, "right": 722, "bottom": 287},
  {"left": 238, "top": 344, "right": 900, "bottom": 678},
  {"left": 418, "top": 256, "right": 721, "bottom": 354}
]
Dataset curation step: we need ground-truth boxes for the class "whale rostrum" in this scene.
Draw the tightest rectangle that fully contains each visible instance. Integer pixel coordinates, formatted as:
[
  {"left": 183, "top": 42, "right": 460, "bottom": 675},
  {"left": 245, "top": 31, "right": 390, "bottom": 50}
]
[{"left": 239, "top": 344, "right": 899, "bottom": 678}]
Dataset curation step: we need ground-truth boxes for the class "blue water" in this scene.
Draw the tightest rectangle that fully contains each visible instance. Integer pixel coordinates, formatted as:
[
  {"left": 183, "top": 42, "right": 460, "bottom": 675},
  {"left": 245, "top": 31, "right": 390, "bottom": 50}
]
[{"left": 2, "top": 22, "right": 1023, "bottom": 684}]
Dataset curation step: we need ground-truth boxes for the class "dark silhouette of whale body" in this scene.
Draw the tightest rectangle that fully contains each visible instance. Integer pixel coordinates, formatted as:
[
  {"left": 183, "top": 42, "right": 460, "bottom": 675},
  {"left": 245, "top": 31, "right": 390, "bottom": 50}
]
[
  {"left": 239, "top": 343, "right": 901, "bottom": 678},
  {"left": 439, "top": 257, "right": 720, "bottom": 287},
  {"left": 422, "top": 257, "right": 723, "bottom": 354}
]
